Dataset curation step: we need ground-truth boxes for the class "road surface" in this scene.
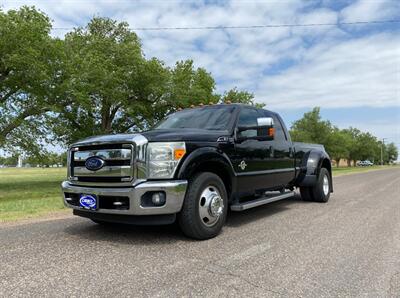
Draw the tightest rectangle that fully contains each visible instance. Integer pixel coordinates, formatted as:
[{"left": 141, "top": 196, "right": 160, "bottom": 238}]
[{"left": 1, "top": 168, "right": 400, "bottom": 297}]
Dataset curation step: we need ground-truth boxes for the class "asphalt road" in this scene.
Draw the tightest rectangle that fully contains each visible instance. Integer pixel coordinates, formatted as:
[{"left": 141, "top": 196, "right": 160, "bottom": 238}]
[{"left": 1, "top": 168, "right": 400, "bottom": 297}]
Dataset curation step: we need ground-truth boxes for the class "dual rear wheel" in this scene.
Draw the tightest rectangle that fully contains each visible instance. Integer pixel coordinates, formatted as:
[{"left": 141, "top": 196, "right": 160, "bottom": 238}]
[{"left": 300, "top": 167, "right": 331, "bottom": 203}]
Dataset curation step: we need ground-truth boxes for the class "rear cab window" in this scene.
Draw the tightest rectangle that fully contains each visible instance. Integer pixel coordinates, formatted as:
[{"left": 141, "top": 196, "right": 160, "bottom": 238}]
[{"left": 260, "top": 110, "right": 287, "bottom": 142}]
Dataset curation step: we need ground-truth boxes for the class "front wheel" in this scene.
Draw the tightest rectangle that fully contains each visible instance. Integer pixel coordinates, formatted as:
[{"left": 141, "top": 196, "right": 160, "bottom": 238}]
[
  {"left": 300, "top": 167, "right": 331, "bottom": 203},
  {"left": 178, "top": 172, "right": 228, "bottom": 240}
]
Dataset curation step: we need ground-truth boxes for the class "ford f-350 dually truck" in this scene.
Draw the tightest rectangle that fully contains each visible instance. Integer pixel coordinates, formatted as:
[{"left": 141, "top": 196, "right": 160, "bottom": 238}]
[{"left": 62, "top": 104, "right": 333, "bottom": 239}]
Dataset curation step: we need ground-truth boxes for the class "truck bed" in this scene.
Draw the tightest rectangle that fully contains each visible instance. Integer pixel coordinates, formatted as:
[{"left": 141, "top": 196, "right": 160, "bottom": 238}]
[{"left": 293, "top": 142, "right": 325, "bottom": 152}]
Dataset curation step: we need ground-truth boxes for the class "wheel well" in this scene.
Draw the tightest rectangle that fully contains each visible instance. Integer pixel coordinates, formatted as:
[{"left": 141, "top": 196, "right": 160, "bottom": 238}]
[
  {"left": 321, "top": 158, "right": 332, "bottom": 175},
  {"left": 188, "top": 161, "right": 232, "bottom": 201}
]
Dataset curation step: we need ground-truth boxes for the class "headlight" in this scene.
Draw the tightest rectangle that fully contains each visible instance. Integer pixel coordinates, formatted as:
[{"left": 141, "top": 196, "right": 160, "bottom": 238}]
[{"left": 147, "top": 142, "right": 186, "bottom": 179}]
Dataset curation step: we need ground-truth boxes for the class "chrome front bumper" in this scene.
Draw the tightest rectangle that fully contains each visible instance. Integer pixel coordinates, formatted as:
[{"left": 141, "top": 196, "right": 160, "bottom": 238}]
[{"left": 61, "top": 180, "right": 188, "bottom": 216}]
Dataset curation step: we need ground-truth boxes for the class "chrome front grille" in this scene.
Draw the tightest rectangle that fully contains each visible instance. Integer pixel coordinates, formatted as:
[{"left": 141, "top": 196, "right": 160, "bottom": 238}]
[{"left": 69, "top": 143, "right": 135, "bottom": 184}]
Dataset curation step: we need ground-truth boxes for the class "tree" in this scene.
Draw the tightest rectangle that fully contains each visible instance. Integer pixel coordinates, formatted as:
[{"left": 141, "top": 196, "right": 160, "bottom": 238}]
[
  {"left": 356, "top": 132, "right": 379, "bottom": 163},
  {"left": 24, "top": 151, "right": 66, "bottom": 167},
  {"left": 221, "top": 87, "right": 264, "bottom": 108},
  {"left": 290, "top": 107, "right": 333, "bottom": 152},
  {"left": 386, "top": 142, "right": 398, "bottom": 163},
  {"left": 0, "top": 154, "right": 18, "bottom": 166},
  {"left": 51, "top": 17, "right": 150, "bottom": 144},
  {"left": 51, "top": 18, "right": 218, "bottom": 145},
  {"left": 0, "top": 6, "right": 63, "bottom": 153},
  {"left": 328, "top": 127, "right": 351, "bottom": 167},
  {"left": 341, "top": 128, "right": 361, "bottom": 166},
  {"left": 288, "top": 108, "right": 386, "bottom": 167},
  {"left": 169, "top": 60, "right": 217, "bottom": 107},
  {"left": 0, "top": 7, "right": 257, "bottom": 155}
]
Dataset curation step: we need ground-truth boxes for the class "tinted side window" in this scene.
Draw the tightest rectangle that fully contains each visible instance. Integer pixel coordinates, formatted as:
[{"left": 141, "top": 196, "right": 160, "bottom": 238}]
[
  {"left": 238, "top": 108, "right": 259, "bottom": 127},
  {"left": 261, "top": 110, "right": 286, "bottom": 141},
  {"left": 237, "top": 108, "right": 259, "bottom": 138}
]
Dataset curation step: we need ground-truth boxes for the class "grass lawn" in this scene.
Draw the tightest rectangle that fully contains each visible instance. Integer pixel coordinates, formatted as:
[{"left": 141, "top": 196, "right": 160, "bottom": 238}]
[
  {"left": 0, "top": 165, "right": 398, "bottom": 222},
  {"left": 332, "top": 165, "right": 397, "bottom": 176},
  {"left": 0, "top": 167, "right": 67, "bottom": 222}
]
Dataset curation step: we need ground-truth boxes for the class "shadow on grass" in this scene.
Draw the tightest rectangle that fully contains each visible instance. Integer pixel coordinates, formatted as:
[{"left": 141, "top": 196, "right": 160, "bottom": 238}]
[{"left": 63, "top": 194, "right": 308, "bottom": 244}]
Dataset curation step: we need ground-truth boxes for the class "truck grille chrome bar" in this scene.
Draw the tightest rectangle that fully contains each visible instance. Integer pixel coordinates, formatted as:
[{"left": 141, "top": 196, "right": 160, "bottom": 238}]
[{"left": 69, "top": 143, "right": 135, "bottom": 185}]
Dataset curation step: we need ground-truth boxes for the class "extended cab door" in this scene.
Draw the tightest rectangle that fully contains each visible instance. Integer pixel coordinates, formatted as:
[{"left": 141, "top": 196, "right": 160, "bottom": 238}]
[{"left": 262, "top": 111, "right": 295, "bottom": 188}]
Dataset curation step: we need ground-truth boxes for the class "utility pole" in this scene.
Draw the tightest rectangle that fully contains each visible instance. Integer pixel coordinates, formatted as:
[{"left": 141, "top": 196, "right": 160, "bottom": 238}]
[{"left": 381, "top": 138, "right": 387, "bottom": 166}]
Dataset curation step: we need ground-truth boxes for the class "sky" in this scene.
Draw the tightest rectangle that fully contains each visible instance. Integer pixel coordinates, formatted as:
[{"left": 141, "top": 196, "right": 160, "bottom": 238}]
[{"left": 1, "top": 0, "right": 400, "bottom": 153}]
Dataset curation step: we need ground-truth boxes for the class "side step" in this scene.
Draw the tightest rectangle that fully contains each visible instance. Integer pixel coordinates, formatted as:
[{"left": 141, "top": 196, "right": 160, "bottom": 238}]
[{"left": 230, "top": 191, "right": 295, "bottom": 211}]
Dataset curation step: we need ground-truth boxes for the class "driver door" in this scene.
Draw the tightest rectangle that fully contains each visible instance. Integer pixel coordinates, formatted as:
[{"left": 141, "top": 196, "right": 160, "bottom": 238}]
[{"left": 233, "top": 107, "right": 276, "bottom": 193}]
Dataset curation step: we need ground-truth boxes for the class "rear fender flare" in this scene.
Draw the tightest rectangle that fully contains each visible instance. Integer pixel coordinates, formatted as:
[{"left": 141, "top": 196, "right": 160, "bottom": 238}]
[{"left": 297, "top": 150, "right": 332, "bottom": 191}]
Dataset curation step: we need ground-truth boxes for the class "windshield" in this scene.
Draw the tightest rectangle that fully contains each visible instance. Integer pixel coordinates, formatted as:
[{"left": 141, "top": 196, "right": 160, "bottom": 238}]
[{"left": 154, "top": 106, "right": 236, "bottom": 131}]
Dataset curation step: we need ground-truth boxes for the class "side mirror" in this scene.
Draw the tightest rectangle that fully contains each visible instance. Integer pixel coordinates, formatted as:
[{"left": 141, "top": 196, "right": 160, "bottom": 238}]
[{"left": 237, "top": 117, "right": 275, "bottom": 141}]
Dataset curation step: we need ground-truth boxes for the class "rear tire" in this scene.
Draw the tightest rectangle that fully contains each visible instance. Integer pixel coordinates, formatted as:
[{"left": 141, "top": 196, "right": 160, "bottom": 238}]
[
  {"left": 178, "top": 172, "right": 228, "bottom": 240},
  {"left": 300, "top": 168, "right": 331, "bottom": 203}
]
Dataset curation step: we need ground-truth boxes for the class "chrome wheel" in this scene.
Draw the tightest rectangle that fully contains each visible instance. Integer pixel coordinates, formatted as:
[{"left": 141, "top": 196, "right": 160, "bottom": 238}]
[
  {"left": 199, "top": 185, "right": 224, "bottom": 227},
  {"left": 323, "top": 175, "right": 329, "bottom": 196}
]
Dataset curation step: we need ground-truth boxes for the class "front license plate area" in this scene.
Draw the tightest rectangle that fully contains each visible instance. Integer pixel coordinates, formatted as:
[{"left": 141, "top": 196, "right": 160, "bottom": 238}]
[{"left": 79, "top": 194, "right": 98, "bottom": 210}]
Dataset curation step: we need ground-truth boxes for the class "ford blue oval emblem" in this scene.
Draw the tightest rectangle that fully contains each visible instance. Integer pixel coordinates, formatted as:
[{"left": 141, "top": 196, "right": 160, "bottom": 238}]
[
  {"left": 79, "top": 194, "right": 97, "bottom": 209},
  {"left": 85, "top": 156, "right": 105, "bottom": 171}
]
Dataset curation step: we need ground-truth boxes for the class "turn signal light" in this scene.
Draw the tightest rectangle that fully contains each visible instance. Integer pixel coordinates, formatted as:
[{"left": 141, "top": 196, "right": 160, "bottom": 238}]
[
  {"left": 268, "top": 128, "right": 275, "bottom": 136},
  {"left": 174, "top": 148, "right": 186, "bottom": 160}
]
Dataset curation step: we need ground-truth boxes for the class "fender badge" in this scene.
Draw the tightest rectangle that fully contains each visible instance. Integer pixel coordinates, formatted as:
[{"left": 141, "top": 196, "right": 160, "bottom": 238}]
[{"left": 239, "top": 160, "right": 247, "bottom": 170}]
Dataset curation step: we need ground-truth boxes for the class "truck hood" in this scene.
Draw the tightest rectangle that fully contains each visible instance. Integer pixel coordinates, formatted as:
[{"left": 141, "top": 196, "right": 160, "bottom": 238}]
[
  {"left": 71, "top": 129, "right": 228, "bottom": 147},
  {"left": 141, "top": 128, "right": 228, "bottom": 142},
  {"left": 71, "top": 133, "right": 148, "bottom": 147}
]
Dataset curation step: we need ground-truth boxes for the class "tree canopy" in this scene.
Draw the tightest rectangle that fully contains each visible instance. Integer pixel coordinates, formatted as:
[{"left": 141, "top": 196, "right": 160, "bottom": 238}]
[
  {"left": 0, "top": 7, "right": 260, "bottom": 151},
  {"left": 290, "top": 108, "right": 397, "bottom": 166},
  {"left": 0, "top": 7, "right": 63, "bottom": 153}
]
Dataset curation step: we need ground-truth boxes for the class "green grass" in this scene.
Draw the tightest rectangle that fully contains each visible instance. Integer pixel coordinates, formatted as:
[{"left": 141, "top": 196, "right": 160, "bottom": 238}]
[
  {"left": 0, "top": 168, "right": 67, "bottom": 222},
  {"left": 332, "top": 165, "right": 397, "bottom": 176}
]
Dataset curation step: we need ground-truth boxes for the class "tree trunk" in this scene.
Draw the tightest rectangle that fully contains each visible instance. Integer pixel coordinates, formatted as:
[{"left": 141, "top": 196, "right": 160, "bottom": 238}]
[
  {"left": 0, "top": 106, "right": 50, "bottom": 143},
  {"left": 101, "top": 104, "right": 120, "bottom": 133},
  {"left": 101, "top": 105, "right": 112, "bottom": 133}
]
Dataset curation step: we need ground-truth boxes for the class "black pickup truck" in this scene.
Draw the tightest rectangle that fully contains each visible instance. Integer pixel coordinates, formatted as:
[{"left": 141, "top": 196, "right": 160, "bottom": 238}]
[{"left": 62, "top": 104, "right": 333, "bottom": 239}]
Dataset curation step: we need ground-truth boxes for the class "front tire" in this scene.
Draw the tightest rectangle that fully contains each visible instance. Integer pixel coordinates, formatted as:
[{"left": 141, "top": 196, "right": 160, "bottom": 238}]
[
  {"left": 178, "top": 172, "right": 228, "bottom": 240},
  {"left": 300, "top": 167, "right": 331, "bottom": 203}
]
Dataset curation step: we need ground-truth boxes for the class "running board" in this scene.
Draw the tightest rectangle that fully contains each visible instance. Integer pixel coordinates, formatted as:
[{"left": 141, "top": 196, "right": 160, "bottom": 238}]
[{"left": 230, "top": 191, "right": 295, "bottom": 211}]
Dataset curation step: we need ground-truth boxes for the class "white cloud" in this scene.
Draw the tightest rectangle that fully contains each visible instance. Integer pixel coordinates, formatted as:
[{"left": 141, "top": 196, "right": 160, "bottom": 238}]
[
  {"left": 1, "top": 0, "right": 399, "bottom": 110},
  {"left": 258, "top": 33, "right": 400, "bottom": 108},
  {"left": 340, "top": 0, "right": 400, "bottom": 22}
]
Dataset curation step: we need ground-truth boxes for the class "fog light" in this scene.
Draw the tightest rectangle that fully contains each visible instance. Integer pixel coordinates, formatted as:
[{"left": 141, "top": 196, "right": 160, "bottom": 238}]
[{"left": 151, "top": 192, "right": 166, "bottom": 206}]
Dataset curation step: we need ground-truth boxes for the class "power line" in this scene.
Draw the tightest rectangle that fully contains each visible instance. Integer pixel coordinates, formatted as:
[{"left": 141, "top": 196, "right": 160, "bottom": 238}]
[{"left": 51, "top": 19, "right": 400, "bottom": 31}]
